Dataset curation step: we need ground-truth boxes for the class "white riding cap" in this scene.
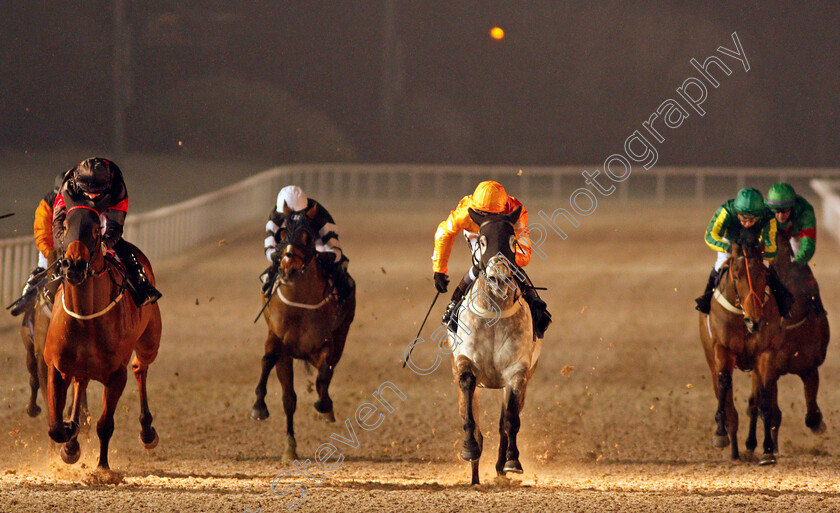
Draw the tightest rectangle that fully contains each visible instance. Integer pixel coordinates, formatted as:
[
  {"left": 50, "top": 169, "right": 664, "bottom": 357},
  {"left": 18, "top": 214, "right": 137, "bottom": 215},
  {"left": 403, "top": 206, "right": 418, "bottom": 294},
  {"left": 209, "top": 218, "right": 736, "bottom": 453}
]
[{"left": 277, "top": 185, "right": 308, "bottom": 211}]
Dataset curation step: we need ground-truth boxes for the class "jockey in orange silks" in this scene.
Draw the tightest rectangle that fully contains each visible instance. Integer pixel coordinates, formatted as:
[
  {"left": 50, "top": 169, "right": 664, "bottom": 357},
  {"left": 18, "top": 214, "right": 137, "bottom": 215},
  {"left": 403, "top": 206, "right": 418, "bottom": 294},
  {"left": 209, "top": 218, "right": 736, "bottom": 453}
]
[{"left": 432, "top": 180, "right": 551, "bottom": 338}]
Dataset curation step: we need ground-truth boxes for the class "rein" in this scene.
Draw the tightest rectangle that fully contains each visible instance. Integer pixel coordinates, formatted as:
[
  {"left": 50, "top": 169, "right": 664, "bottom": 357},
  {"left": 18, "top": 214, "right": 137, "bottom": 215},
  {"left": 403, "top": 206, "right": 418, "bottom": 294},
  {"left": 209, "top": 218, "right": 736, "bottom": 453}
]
[{"left": 717, "top": 251, "right": 771, "bottom": 316}]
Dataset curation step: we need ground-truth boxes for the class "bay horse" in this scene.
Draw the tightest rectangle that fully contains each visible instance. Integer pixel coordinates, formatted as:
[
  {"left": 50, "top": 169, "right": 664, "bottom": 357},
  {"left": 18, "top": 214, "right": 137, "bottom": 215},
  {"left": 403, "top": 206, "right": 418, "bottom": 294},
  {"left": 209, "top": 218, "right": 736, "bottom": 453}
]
[
  {"left": 745, "top": 231, "right": 830, "bottom": 448},
  {"left": 698, "top": 233, "right": 783, "bottom": 465},
  {"left": 44, "top": 205, "right": 161, "bottom": 481},
  {"left": 250, "top": 203, "right": 355, "bottom": 461},
  {"left": 449, "top": 206, "right": 540, "bottom": 485}
]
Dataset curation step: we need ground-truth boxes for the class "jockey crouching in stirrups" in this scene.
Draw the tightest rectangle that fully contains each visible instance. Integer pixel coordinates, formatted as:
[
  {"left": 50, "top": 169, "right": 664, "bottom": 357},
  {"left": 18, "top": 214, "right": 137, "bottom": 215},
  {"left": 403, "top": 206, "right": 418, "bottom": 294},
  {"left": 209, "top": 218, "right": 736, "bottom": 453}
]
[
  {"left": 432, "top": 180, "right": 551, "bottom": 339},
  {"left": 53, "top": 158, "right": 162, "bottom": 307},
  {"left": 261, "top": 185, "right": 353, "bottom": 304},
  {"left": 695, "top": 187, "right": 793, "bottom": 317}
]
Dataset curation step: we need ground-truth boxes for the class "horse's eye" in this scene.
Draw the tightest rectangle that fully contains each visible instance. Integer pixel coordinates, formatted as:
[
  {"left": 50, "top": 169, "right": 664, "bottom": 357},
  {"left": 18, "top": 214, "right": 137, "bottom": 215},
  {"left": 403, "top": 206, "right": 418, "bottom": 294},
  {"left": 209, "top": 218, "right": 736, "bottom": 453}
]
[
  {"left": 478, "top": 235, "right": 487, "bottom": 254},
  {"left": 509, "top": 235, "right": 517, "bottom": 254}
]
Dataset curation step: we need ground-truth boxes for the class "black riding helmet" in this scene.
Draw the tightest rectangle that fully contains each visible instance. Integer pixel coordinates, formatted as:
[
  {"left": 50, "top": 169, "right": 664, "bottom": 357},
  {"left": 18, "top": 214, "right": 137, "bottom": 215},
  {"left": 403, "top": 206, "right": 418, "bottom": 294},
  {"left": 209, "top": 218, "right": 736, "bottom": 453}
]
[{"left": 74, "top": 157, "right": 117, "bottom": 194}]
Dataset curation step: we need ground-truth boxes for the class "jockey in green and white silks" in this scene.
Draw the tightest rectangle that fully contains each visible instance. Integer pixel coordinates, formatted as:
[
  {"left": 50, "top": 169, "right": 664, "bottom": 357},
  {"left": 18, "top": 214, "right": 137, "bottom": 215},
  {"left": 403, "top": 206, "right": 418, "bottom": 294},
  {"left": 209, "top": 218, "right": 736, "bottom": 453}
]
[
  {"left": 766, "top": 182, "right": 825, "bottom": 315},
  {"left": 695, "top": 187, "right": 793, "bottom": 316}
]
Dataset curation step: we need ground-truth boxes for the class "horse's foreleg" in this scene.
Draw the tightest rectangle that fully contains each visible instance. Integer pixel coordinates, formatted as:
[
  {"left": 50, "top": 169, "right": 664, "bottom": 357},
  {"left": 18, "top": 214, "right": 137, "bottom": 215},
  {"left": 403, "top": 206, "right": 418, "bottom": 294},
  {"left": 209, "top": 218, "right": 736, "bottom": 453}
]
[
  {"left": 745, "top": 376, "right": 759, "bottom": 453},
  {"left": 502, "top": 377, "right": 525, "bottom": 474},
  {"left": 755, "top": 352, "right": 779, "bottom": 465},
  {"left": 47, "top": 365, "right": 71, "bottom": 444},
  {"left": 22, "top": 329, "right": 41, "bottom": 417},
  {"left": 251, "top": 337, "right": 279, "bottom": 421},
  {"left": 458, "top": 370, "right": 481, "bottom": 463},
  {"left": 712, "top": 345, "right": 738, "bottom": 459},
  {"left": 314, "top": 359, "right": 336, "bottom": 422},
  {"left": 96, "top": 367, "right": 128, "bottom": 471},
  {"left": 801, "top": 369, "right": 825, "bottom": 433},
  {"left": 275, "top": 353, "right": 297, "bottom": 461},
  {"left": 495, "top": 401, "right": 508, "bottom": 476},
  {"left": 60, "top": 379, "right": 88, "bottom": 464},
  {"left": 132, "top": 357, "right": 158, "bottom": 448}
]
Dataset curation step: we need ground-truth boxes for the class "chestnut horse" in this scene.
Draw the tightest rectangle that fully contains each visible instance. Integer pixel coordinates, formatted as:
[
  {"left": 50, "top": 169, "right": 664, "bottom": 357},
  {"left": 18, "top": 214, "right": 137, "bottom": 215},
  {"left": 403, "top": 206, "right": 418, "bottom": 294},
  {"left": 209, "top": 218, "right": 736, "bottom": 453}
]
[
  {"left": 449, "top": 206, "right": 540, "bottom": 485},
  {"left": 44, "top": 205, "right": 161, "bottom": 480},
  {"left": 250, "top": 203, "right": 355, "bottom": 460},
  {"left": 699, "top": 234, "right": 783, "bottom": 465},
  {"left": 745, "top": 232, "right": 830, "bottom": 448}
]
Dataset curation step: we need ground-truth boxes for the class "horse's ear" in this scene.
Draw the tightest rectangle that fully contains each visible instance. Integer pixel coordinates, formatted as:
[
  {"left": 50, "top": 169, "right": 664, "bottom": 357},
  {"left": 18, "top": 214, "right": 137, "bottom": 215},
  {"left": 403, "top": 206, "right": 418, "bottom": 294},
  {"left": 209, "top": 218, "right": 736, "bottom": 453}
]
[
  {"left": 730, "top": 241, "right": 741, "bottom": 258},
  {"left": 282, "top": 202, "right": 292, "bottom": 215},
  {"left": 506, "top": 205, "right": 522, "bottom": 224},
  {"left": 468, "top": 207, "right": 485, "bottom": 225},
  {"left": 306, "top": 202, "right": 318, "bottom": 220}
]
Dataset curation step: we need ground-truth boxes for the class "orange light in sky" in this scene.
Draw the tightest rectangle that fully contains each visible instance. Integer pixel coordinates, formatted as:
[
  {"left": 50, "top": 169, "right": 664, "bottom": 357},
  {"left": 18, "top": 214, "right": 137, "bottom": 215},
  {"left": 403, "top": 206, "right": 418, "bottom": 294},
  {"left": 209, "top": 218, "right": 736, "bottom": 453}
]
[{"left": 490, "top": 27, "right": 505, "bottom": 40}]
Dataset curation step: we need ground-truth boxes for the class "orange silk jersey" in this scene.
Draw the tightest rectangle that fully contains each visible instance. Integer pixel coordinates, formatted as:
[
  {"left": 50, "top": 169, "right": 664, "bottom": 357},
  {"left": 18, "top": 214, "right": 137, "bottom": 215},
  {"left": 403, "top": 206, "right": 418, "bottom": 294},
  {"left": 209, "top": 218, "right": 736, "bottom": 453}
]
[
  {"left": 432, "top": 195, "right": 531, "bottom": 274},
  {"left": 33, "top": 198, "right": 54, "bottom": 258}
]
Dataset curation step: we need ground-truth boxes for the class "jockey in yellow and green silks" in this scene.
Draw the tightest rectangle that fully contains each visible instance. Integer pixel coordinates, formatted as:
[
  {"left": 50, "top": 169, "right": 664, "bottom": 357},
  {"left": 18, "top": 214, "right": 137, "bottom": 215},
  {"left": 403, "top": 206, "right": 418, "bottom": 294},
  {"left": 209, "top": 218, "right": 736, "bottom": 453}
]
[
  {"left": 695, "top": 187, "right": 793, "bottom": 316},
  {"left": 766, "top": 182, "right": 825, "bottom": 315}
]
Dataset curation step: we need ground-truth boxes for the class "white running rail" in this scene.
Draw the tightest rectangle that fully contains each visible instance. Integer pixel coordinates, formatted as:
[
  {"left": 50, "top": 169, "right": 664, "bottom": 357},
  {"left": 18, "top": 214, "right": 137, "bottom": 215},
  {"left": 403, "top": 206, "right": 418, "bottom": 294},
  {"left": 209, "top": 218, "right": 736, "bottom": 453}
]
[{"left": 2, "top": 164, "right": 839, "bottom": 305}]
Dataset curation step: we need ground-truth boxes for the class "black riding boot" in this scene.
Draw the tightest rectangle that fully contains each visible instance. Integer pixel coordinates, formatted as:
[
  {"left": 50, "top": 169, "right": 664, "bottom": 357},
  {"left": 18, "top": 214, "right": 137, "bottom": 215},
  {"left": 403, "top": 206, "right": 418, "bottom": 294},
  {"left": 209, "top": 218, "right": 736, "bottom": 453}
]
[
  {"left": 695, "top": 268, "right": 720, "bottom": 314},
  {"left": 442, "top": 273, "right": 471, "bottom": 331},
  {"left": 8, "top": 267, "right": 45, "bottom": 316},
  {"left": 114, "top": 241, "right": 162, "bottom": 307},
  {"left": 522, "top": 285, "right": 552, "bottom": 339},
  {"left": 328, "top": 259, "right": 354, "bottom": 304},
  {"left": 766, "top": 266, "right": 794, "bottom": 318}
]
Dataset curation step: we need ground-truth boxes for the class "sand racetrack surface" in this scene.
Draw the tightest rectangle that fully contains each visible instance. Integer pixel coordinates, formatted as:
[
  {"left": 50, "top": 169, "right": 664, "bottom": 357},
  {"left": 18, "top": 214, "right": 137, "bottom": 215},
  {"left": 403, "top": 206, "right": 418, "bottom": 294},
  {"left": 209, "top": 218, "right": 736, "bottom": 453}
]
[{"left": 1, "top": 201, "right": 839, "bottom": 512}]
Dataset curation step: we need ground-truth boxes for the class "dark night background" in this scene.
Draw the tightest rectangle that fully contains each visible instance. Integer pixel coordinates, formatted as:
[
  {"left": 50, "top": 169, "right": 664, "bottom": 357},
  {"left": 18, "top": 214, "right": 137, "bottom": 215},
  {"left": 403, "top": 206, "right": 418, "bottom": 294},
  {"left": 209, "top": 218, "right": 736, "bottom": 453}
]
[{"left": 1, "top": 1, "right": 838, "bottom": 167}]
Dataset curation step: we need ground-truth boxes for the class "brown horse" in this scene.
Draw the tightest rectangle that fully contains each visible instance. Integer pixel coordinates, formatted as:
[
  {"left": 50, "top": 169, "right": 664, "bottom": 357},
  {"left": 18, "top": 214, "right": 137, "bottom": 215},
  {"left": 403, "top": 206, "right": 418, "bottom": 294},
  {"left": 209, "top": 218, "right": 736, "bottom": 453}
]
[
  {"left": 44, "top": 205, "right": 161, "bottom": 481},
  {"left": 745, "top": 232, "right": 830, "bottom": 449},
  {"left": 250, "top": 203, "right": 355, "bottom": 460},
  {"left": 698, "top": 234, "right": 783, "bottom": 465}
]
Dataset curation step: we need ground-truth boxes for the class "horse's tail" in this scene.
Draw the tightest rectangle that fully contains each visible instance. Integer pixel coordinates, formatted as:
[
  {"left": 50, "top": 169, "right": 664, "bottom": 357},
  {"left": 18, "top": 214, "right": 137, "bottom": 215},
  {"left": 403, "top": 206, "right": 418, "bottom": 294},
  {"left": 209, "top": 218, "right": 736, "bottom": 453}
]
[{"left": 296, "top": 360, "right": 315, "bottom": 376}]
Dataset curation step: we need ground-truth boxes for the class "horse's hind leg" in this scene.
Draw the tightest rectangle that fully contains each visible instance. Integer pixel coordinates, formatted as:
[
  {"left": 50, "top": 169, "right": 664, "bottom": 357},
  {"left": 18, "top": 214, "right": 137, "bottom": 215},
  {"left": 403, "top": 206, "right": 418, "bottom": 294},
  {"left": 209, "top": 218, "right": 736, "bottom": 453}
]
[
  {"left": 313, "top": 358, "right": 336, "bottom": 423},
  {"left": 801, "top": 369, "right": 826, "bottom": 433},
  {"left": 96, "top": 367, "right": 128, "bottom": 472},
  {"left": 60, "top": 379, "right": 88, "bottom": 464},
  {"left": 275, "top": 352, "right": 298, "bottom": 461},
  {"left": 251, "top": 334, "right": 279, "bottom": 421},
  {"left": 501, "top": 377, "right": 526, "bottom": 474},
  {"left": 132, "top": 356, "right": 159, "bottom": 448}
]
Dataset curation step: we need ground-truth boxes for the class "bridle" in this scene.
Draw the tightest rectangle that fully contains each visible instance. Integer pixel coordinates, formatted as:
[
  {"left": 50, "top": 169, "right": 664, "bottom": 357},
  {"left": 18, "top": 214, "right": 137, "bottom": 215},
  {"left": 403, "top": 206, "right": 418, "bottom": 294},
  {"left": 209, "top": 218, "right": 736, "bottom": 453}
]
[
  {"left": 59, "top": 206, "right": 108, "bottom": 281},
  {"left": 277, "top": 213, "right": 318, "bottom": 276}
]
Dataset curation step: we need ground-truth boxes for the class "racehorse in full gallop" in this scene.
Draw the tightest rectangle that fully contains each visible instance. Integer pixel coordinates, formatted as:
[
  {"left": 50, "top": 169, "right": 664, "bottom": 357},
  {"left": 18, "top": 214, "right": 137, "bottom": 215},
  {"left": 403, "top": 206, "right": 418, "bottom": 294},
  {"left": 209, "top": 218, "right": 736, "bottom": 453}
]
[
  {"left": 699, "top": 232, "right": 783, "bottom": 465},
  {"left": 251, "top": 202, "right": 355, "bottom": 461},
  {"left": 449, "top": 205, "right": 541, "bottom": 485},
  {"left": 745, "top": 231, "right": 830, "bottom": 448},
  {"left": 44, "top": 205, "right": 161, "bottom": 482}
]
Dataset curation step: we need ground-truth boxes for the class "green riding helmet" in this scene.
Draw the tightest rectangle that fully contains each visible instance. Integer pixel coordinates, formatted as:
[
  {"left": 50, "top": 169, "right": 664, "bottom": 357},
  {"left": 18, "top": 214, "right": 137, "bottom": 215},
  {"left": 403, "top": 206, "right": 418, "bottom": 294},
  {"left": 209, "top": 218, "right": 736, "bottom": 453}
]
[
  {"left": 766, "top": 183, "right": 796, "bottom": 210},
  {"left": 733, "top": 187, "right": 765, "bottom": 217}
]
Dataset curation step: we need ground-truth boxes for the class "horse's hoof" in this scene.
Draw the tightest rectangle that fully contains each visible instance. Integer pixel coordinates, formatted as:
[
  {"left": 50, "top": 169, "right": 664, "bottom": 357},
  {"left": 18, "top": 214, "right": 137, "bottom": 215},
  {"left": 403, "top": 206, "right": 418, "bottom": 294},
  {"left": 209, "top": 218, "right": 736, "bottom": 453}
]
[
  {"left": 61, "top": 440, "right": 80, "bottom": 464},
  {"left": 810, "top": 421, "right": 827, "bottom": 435},
  {"left": 26, "top": 404, "right": 41, "bottom": 418},
  {"left": 460, "top": 439, "right": 481, "bottom": 462},
  {"left": 140, "top": 428, "right": 159, "bottom": 449},
  {"left": 759, "top": 453, "right": 777, "bottom": 466},
  {"left": 250, "top": 406, "right": 270, "bottom": 421},
  {"left": 712, "top": 435, "right": 730, "bottom": 448},
  {"left": 48, "top": 426, "right": 70, "bottom": 444},
  {"left": 314, "top": 410, "right": 335, "bottom": 423},
  {"left": 84, "top": 467, "right": 124, "bottom": 485},
  {"left": 282, "top": 435, "right": 297, "bottom": 462},
  {"left": 503, "top": 459, "right": 523, "bottom": 474}
]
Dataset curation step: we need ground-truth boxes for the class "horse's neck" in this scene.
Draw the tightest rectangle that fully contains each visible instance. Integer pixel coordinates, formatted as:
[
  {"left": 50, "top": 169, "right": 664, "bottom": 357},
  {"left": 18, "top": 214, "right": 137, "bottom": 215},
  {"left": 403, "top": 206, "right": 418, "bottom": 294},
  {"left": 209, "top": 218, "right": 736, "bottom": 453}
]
[
  {"left": 278, "top": 263, "right": 327, "bottom": 302},
  {"left": 63, "top": 257, "right": 116, "bottom": 311},
  {"left": 473, "top": 275, "right": 519, "bottom": 310}
]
